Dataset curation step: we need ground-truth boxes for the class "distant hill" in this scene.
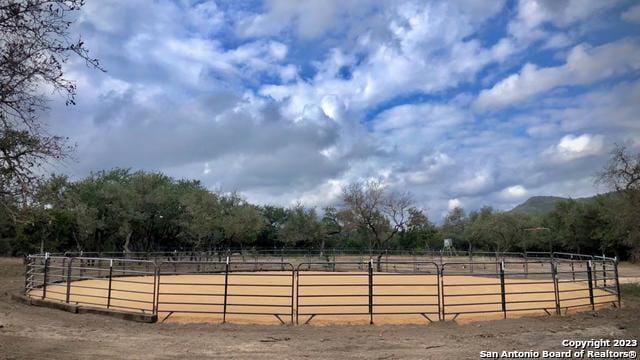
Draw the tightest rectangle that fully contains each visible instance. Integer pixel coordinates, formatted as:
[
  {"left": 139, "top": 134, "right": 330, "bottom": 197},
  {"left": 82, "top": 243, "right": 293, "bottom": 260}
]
[
  {"left": 509, "top": 193, "right": 614, "bottom": 216},
  {"left": 510, "top": 196, "right": 567, "bottom": 215}
]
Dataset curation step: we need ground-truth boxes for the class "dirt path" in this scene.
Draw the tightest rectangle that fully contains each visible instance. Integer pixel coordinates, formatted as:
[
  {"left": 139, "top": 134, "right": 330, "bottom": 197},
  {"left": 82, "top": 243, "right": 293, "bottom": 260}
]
[{"left": 1, "top": 258, "right": 639, "bottom": 359}]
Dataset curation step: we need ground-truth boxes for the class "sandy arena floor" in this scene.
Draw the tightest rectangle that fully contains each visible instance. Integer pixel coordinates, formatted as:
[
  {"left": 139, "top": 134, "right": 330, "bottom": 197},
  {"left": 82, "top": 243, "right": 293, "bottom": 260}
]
[{"left": 27, "top": 271, "right": 618, "bottom": 325}]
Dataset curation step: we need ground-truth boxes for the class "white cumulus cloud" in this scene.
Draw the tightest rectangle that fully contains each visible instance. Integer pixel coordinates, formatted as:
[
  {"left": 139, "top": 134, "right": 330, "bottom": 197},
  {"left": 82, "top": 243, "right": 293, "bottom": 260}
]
[
  {"left": 448, "top": 198, "right": 462, "bottom": 210},
  {"left": 474, "top": 39, "right": 640, "bottom": 110},
  {"left": 545, "top": 134, "right": 605, "bottom": 162},
  {"left": 500, "top": 185, "right": 528, "bottom": 199}
]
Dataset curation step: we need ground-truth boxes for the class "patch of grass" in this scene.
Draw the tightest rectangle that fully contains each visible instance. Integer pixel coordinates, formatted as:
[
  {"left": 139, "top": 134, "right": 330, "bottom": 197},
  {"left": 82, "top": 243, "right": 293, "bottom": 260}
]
[{"left": 621, "top": 283, "right": 640, "bottom": 298}]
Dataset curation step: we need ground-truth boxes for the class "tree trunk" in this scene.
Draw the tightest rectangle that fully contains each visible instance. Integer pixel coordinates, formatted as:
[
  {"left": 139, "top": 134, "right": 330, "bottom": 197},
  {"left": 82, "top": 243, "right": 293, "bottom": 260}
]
[
  {"left": 123, "top": 231, "right": 133, "bottom": 259},
  {"left": 71, "top": 231, "right": 82, "bottom": 252},
  {"left": 376, "top": 251, "right": 384, "bottom": 272}
]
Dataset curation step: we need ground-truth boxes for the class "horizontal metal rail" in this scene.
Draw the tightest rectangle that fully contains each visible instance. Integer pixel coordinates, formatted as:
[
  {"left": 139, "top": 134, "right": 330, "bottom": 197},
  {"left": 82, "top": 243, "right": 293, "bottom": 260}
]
[{"left": 23, "top": 254, "right": 621, "bottom": 324}]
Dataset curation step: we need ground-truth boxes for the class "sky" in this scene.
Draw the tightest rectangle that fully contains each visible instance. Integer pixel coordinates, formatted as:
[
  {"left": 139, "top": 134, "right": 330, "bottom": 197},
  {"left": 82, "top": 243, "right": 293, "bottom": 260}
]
[{"left": 44, "top": 0, "right": 640, "bottom": 222}]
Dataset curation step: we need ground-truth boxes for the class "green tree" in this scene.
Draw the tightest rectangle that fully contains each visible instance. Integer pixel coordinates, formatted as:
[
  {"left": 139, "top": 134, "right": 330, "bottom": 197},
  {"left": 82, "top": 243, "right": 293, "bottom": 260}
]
[
  {"left": 596, "top": 144, "right": 640, "bottom": 260},
  {"left": 218, "top": 193, "right": 264, "bottom": 250},
  {"left": 320, "top": 206, "right": 342, "bottom": 252},
  {"left": 488, "top": 212, "right": 531, "bottom": 253},
  {"left": 398, "top": 207, "right": 438, "bottom": 250},
  {"left": 441, "top": 206, "right": 466, "bottom": 249},
  {"left": 178, "top": 186, "right": 221, "bottom": 251},
  {"left": 280, "top": 204, "right": 323, "bottom": 250},
  {"left": 463, "top": 206, "right": 494, "bottom": 252},
  {"left": 0, "top": 195, "right": 17, "bottom": 253},
  {"left": 256, "top": 205, "right": 288, "bottom": 248},
  {"left": 544, "top": 199, "right": 585, "bottom": 253}
]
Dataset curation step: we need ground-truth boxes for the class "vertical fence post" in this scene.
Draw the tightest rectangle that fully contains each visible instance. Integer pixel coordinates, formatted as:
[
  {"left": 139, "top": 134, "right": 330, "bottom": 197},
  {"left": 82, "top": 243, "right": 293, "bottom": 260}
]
[
  {"left": 65, "top": 258, "right": 73, "bottom": 303},
  {"left": 223, "top": 256, "right": 230, "bottom": 324},
  {"left": 368, "top": 259, "right": 374, "bottom": 325},
  {"left": 253, "top": 251, "right": 258, "bottom": 271},
  {"left": 602, "top": 257, "right": 607, "bottom": 288},
  {"left": 152, "top": 262, "right": 157, "bottom": 315},
  {"left": 385, "top": 250, "right": 388, "bottom": 272},
  {"left": 499, "top": 260, "right": 506, "bottom": 319},
  {"left": 614, "top": 257, "right": 621, "bottom": 308},
  {"left": 295, "top": 266, "right": 300, "bottom": 325},
  {"left": 107, "top": 259, "right": 113, "bottom": 309},
  {"left": 587, "top": 260, "right": 595, "bottom": 311},
  {"left": 436, "top": 265, "right": 442, "bottom": 321},
  {"left": 592, "top": 259, "right": 598, "bottom": 288},
  {"left": 23, "top": 256, "right": 29, "bottom": 295},
  {"left": 571, "top": 261, "right": 575, "bottom": 281},
  {"left": 281, "top": 248, "right": 284, "bottom": 271},
  {"left": 551, "top": 261, "right": 561, "bottom": 315},
  {"left": 440, "top": 265, "right": 446, "bottom": 321},
  {"left": 42, "top": 254, "right": 50, "bottom": 300},
  {"left": 153, "top": 262, "right": 161, "bottom": 315},
  {"left": 290, "top": 269, "right": 295, "bottom": 324}
]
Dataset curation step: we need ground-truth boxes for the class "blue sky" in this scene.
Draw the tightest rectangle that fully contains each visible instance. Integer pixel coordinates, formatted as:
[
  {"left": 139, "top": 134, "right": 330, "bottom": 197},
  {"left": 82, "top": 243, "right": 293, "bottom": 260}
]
[{"left": 45, "top": 0, "right": 640, "bottom": 221}]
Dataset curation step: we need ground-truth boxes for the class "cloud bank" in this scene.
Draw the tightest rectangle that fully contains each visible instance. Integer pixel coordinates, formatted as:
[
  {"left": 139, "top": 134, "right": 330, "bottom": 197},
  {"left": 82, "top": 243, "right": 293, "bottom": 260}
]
[{"left": 42, "top": 0, "right": 640, "bottom": 221}]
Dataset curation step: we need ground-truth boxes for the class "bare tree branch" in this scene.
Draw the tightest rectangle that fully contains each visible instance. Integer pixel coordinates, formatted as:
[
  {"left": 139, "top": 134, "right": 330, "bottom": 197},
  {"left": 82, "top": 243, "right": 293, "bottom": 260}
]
[
  {"left": 342, "top": 179, "right": 413, "bottom": 257},
  {"left": 0, "top": 0, "right": 102, "bottom": 202}
]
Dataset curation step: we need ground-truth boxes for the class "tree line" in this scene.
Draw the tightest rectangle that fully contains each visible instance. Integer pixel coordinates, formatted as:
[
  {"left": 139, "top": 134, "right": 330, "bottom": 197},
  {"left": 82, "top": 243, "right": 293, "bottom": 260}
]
[{"left": 1, "top": 144, "right": 638, "bottom": 260}]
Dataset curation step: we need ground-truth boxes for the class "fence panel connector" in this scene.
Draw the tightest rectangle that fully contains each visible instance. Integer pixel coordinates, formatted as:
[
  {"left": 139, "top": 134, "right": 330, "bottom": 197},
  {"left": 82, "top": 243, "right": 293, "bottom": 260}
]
[
  {"left": 587, "top": 260, "right": 595, "bottom": 311},
  {"left": 290, "top": 270, "right": 295, "bottom": 324},
  {"left": 107, "top": 259, "right": 114, "bottom": 309},
  {"left": 499, "top": 260, "right": 506, "bottom": 319},
  {"left": 295, "top": 268, "right": 300, "bottom": 325},
  {"left": 65, "top": 258, "right": 73, "bottom": 303},
  {"left": 152, "top": 263, "right": 157, "bottom": 314},
  {"left": 614, "top": 258, "right": 621, "bottom": 308},
  {"left": 437, "top": 266, "right": 442, "bottom": 321},
  {"left": 368, "top": 259, "right": 373, "bottom": 325},
  {"left": 223, "top": 256, "right": 230, "bottom": 323},
  {"left": 23, "top": 256, "right": 29, "bottom": 295},
  {"left": 551, "top": 261, "right": 561, "bottom": 315},
  {"left": 42, "top": 255, "right": 50, "bottom": 300}
]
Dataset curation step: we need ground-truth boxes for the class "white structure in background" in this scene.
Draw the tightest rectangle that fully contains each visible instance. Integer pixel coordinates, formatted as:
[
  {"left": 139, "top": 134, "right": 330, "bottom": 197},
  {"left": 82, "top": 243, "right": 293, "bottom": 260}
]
[{"left": 443, "top": 238, "right": 457, "bottom": 256}]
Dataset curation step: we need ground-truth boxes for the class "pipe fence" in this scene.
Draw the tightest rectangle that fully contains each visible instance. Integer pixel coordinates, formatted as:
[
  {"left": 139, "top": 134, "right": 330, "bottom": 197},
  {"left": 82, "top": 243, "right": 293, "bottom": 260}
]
[
  {"left": 48, "top": 249, "right": 616, "bottom": 264},
  {"left": 25, "top": 255, "right": 156, "bottom": 313},
  {"left": 24, "top": 252, "right": 621, "bottom": 325},
  {"left": 156, "top": 260, "right": 294, "bottom": 324}
]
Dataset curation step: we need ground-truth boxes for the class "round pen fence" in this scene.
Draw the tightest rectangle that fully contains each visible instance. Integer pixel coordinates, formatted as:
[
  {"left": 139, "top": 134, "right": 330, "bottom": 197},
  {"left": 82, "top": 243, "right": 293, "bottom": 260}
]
[
  {"left": 296, "top": 261, "right": 441, "bottom": 325},
  {"left": 156, "top": 261, "right": 295, "bottom": 324},
  {"left": 23, "top": 251, "right": 621, "bottom": 325},
  {"left": 25, "top": 256, "right": 156, "bottom": 314}
]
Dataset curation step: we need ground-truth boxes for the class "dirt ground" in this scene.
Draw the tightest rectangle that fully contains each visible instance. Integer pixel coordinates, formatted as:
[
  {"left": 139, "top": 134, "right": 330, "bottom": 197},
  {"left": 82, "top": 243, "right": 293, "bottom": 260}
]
[{"left": 1, "top": 257, "right": 639, "bottom": 359}]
